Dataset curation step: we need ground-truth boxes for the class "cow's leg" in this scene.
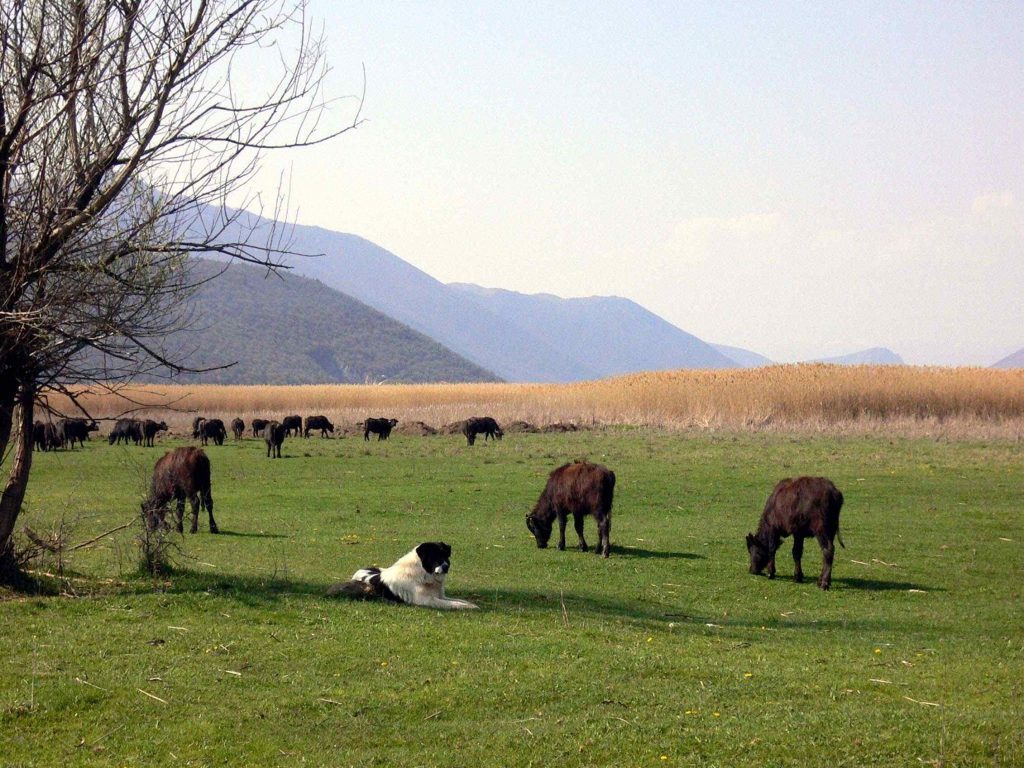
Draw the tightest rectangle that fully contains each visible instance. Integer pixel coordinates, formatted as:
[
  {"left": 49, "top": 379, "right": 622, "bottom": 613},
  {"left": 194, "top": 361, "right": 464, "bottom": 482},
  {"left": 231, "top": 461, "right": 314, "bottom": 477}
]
[
  {"left": 175, "top": 497, "right": 185, "bottom": 533},
  {"left": 557, "top": 511, "right": 568, "bottom": 551},
  {"left": 792, "top": 536, "right": 805, "bottom": 583},
  {"left": 597, "top": 514, "right": 610, "bottom": 557},
  {"left": 573, "top": 512, "right": 588, "bottom": 552},
  {"left": 203, "top": 488, "right": 218, "bottom": 534},
  {"left": 189, "top": 493, "right": 200, "bottom": 533},
  {"left": 817, "top": 535, "right": 835, "bottom": 590}
]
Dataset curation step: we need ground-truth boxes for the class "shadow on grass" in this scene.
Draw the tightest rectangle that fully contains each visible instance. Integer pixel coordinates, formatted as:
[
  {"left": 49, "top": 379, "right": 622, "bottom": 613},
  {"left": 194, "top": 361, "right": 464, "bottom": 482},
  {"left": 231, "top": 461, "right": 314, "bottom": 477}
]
[
  {"left": 152, "top": 569, "right": 327, "bottom": 607},
  {"left": 831, "top": 576, "right": 944, "bottom": 592},
  {"left": 213, "top": 530, "right": 288, "bottom": 539},
  {"left": 610, "top": 545, "right": 704, "bottom": 560}
]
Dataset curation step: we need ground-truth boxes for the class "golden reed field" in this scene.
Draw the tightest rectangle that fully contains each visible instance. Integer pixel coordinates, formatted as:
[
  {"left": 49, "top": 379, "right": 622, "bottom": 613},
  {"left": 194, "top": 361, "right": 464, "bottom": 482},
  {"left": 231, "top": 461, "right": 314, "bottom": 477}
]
[{"left": 41, "top": 364, "right": 1024, "bottom": 440}]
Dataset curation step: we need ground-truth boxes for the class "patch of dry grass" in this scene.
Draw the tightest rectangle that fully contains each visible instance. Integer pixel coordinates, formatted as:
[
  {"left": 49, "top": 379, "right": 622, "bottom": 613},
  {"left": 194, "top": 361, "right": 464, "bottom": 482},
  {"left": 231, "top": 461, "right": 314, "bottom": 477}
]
[{"left": 42, "top": 364, "right": 1024, "bottom": 439}]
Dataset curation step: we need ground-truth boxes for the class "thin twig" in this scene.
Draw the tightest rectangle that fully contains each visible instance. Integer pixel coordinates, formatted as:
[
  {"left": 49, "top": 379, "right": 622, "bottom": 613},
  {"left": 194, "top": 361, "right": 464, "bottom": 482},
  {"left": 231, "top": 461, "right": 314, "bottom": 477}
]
[{"left": 68, "top": 520, "right": 135, "bottom": 551}]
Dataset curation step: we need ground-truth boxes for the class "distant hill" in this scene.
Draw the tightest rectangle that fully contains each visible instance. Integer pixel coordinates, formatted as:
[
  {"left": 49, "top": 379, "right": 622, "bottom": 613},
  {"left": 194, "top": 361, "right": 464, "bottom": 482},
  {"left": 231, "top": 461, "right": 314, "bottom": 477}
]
[
  {"left": 992, "top": 348, "right": 1024, "bottom": 368},
  {"left": 811, "top": 347, "right": 904, "bottom": 365},
  {"left": 448, "top": 283, "right": 736, "bottom": 375},
  {"left": 712, "top": 343, "right": 773, "bottom": 368},
  {"left": 196, "top": 208, "right": 737, "bottom": 381},
  {"left": 142, "top": 259, "right": 499, "bottom": 385}
]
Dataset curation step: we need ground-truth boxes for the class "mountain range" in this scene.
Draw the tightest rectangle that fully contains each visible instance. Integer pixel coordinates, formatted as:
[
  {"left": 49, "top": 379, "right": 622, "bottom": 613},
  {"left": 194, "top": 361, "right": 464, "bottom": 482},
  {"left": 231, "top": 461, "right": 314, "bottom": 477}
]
[{"left": 180, "top": 206, "right": 916, "bottom": 382}]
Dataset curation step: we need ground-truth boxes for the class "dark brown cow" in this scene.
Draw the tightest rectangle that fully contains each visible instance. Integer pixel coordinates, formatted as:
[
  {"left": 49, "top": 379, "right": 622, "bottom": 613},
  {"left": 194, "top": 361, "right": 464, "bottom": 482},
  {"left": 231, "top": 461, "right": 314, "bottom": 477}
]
[
  {"left": 265, "top": 421, "right": 285, "bottom": 458},
  {"left": 526, "top": 461, "right": 616, "bottom": 557},
  {"left": 281, "top": 415, "right": 302, "bottom": 438},
  {"left": 746, "top": 476, "right": 845, "bottom": 590},
  {"left": 303, "top": 415, "right": 334, "bottom": 438},
  {"left": 364, "top": 417, "right": 398, "bottom": 441},
  {"left": 462, "top": 416, "right": 503, "bottom": 445},
  {"left": 142, "top": 419, "right": 168, "bottom": 447},
  {"left": 251, "top": 418, "right": 269, "bottom": 438},
  {"left": 142, "top": 447, "right": 218, "bottom": 534},
  {"left": 230, "top": 418, "right": 245, "bottom": 441}
]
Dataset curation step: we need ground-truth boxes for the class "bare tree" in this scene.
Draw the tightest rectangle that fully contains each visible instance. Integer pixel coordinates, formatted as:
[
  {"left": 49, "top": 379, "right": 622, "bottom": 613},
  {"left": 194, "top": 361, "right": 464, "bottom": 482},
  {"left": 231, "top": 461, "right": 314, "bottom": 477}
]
[{"left": 0, "top": 0, "right": 361, "bottom": 578}]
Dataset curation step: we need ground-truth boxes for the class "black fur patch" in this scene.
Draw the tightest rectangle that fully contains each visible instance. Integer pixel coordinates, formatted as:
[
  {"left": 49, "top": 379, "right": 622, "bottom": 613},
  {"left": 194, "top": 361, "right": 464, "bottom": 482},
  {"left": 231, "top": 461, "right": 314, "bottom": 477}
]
[{"left": 415, "top": 542, "right": 451, "bottom": 574}]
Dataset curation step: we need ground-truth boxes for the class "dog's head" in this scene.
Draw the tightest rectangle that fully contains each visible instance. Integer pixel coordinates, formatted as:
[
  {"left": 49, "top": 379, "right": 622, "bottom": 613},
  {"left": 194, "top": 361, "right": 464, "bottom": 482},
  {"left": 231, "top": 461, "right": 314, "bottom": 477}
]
[{"left": 414, "top": 541, "right": 452, "bottom": 576}]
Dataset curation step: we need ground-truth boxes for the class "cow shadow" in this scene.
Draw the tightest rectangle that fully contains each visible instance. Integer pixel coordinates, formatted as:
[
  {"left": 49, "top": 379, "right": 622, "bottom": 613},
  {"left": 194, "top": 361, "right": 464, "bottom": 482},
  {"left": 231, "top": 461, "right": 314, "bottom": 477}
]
[
  {"left": 830, "top": 576, "right": 944, "bottom": 592},
  {"left": 609, "top": 545, "right": 704, "bottom": 560},
  {"left": 214, "top": 530, "right": 288, "bottom": 539}
]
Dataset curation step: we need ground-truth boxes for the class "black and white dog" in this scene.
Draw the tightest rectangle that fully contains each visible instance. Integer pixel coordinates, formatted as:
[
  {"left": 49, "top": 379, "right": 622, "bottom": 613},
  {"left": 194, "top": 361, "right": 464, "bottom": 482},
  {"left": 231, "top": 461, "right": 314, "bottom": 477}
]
[{"left": 327, "top": 542, "right": 478, "bottom": 610}]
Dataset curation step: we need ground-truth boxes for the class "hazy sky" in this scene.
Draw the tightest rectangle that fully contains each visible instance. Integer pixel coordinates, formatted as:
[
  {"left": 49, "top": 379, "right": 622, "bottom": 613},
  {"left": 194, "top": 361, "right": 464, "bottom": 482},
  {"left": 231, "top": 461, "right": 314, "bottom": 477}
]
[{"left": 239, "top": 1, "right": 1024, "bottom": 365}]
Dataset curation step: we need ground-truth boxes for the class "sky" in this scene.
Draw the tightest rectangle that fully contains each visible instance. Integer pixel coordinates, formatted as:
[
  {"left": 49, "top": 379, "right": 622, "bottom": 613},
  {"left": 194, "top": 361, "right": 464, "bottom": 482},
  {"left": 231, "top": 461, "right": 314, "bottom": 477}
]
[{"left": 236, "top": 1, "right": 1024, "bottom": 366}]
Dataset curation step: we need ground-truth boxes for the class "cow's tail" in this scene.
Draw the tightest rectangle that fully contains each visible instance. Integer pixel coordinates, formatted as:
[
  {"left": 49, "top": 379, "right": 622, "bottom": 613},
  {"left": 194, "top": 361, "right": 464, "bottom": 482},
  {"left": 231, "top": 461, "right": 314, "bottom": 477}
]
[{"left": 834, "top": 486, "right": 845, "bottom": 548}]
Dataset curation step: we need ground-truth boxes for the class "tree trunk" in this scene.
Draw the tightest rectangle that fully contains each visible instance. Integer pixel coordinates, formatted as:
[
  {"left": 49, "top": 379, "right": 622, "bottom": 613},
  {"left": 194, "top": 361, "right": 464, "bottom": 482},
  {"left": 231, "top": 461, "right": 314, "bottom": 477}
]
[
  {"left": 0, "top": 375, "right": 17, "bottom": 460},
  {"left": 0, "top": 381, "right": 34, "bottom": 580}
]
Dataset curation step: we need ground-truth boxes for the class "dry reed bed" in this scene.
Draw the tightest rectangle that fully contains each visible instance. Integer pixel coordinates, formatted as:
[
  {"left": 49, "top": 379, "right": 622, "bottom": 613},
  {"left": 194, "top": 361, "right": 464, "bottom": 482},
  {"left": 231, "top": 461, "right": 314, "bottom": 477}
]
[{"left": 41, "top": 365, "right": 1024, "bottom": 440}]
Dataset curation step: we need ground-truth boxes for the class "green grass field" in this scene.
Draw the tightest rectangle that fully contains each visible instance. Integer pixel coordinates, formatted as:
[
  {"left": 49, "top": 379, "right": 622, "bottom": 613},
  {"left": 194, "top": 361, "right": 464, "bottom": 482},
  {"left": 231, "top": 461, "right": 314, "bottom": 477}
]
[{"left": 2, "top": 430, "right": 1023, "bottom": 767}]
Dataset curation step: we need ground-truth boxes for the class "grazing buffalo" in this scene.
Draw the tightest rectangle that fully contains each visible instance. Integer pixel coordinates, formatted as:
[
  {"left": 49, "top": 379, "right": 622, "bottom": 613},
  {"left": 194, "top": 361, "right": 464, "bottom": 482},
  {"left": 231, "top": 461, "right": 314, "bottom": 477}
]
[
  {"left": 33, "top": 421, "right": 63, "bottom": 451},
  {"left": 304, "top": 415, "right": 334, "bottom": 438},
  {"left": 526, "top": 461, "right": 616, "bottom": 558},
  {"left": 142, "top": 419, "right": 168, "bottom": 447},
  {"left": 746, "top": 476, "right": 845, "bottom": 590},
  {"left": 59, "top": 418, "right": 99, "bottom": 449},
  {"left": 462, "top": 416, "right": 503, "bottom": 446},
  {"left": 108, "top": 418, "right": 142, "bottom": 446},
  {"left": 251, "top": 418, "right": 269, "bottom": 438},
  {"left": 142, "top": 447, "right": 218, "bottom": 534},
  {"left": 265, "top": 421, "right": 285, "bottom": 458},
  {"left": 198, "top": 418, "right": 226, "bottom": 446},
  {"left": 281, "top": 415, "right": 302, "bottom": 438},
  {"left": 230, "top": 418, "right": 245, "bottom": 441},
  {"left": 192, "top": 416, "right": 206, "bottom": 439},
  {"left": 363, "top": 417, "right": 398, "bottom": 441}
]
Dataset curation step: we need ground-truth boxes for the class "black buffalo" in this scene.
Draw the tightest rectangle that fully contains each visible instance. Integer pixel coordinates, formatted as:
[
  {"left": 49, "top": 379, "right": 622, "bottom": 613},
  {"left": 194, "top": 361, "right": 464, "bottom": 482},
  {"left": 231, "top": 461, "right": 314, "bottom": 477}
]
[
  {"left": 108, "top": 418, "right": 143, "bottom": 446},
  {"left": 197, "top": 418, "right": 226, "bottom": 446},
  {"left": 265, "top": 421, "right": 285, "bottom": 458},
  {"left": 746, "top": 476, "right": 845, "bottom": 590},
  {"left": 230, "top": 418, "right": 245, "bottom": 441},
  {"left": 142, "top": 419, "right": 168, "bottom": 447},
  {"left": 33, "top": 421, "right": 63, "bottom": 451},
  {"left": 463, "top": 416, "right": 503, "bottom": 446},
  {"left": 364, "top": 417, "right": 398, "bottom": 441},
  {"left": 304, "top": 415, "right": 334, "bottom": 438},
  {"left": 59, "top": 418, "right": 99, "bottom": 449},
  {"left": 526, "top": 461, "right": 616, "bottom": 558},
  {"left": 281, "top": 415, "right": 302, "bottom": 438},
  {"left": 142, "top": 446, "right": 218, "bottom": 534},
  {"left": 251, "top": 418, "right": 269, "bottom": 438}
]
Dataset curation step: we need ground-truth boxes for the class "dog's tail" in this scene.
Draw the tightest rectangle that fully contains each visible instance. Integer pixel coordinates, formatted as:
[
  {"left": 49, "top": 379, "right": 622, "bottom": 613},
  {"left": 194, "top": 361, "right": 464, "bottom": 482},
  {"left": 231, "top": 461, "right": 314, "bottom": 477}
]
[{"left": 325, "top": 579, "right": 378, "bottom": 599}]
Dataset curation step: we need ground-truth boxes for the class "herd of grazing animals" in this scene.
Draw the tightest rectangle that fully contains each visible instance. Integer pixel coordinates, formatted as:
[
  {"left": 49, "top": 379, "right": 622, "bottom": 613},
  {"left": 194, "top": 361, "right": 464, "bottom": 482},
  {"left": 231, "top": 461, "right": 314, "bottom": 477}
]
[{"left": 38, "top": 412, "right": 847, "bottom": 590}]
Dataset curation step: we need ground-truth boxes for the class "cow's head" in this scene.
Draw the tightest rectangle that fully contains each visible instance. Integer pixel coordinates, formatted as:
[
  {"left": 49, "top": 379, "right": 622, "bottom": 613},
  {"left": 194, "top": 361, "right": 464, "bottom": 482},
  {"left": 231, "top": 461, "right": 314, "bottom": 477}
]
[
  {"left": 141, "top": 499, "right": 168, "bottom": 532},
  {"left": 526, "top": 511, "right": 552, "bottom": 548},
  {"left": 495, "top": 426, "right": 504, "bottom": 440},
  {"left": 746, "top": 533, "right": 771, "bottom": 575},
  {"left": 388, "top": 419, "right": 398, "bottom": 427}
]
